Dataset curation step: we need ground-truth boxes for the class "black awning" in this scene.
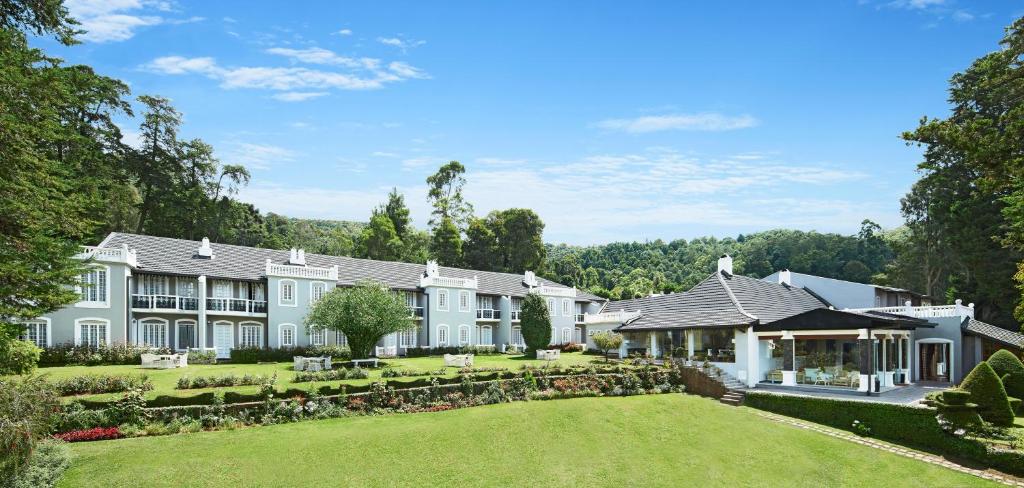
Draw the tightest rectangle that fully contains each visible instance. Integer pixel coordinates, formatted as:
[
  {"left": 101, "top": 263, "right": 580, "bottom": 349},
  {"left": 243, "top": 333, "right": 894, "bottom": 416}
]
[{"left": 757, "top": 308, "right": 936, "bottom": 332}]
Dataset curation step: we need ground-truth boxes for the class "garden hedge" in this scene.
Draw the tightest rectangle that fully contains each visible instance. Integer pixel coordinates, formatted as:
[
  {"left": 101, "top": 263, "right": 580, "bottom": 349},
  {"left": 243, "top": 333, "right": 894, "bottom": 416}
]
[
  {"left": 988, "top": 349, "right": 1024, "bottom": 378},
  {"left": 960, "top": 361, "right": 1015, "bottom": 426},
  {"left": 744, "top": 391, "right": 1024, "bottom": 476},
  {"left": 1004, "top": 371, "right": 1024, "bottom": 408},
  {"left": 229, "top": 345, "right": 351, "bottom": 363}
]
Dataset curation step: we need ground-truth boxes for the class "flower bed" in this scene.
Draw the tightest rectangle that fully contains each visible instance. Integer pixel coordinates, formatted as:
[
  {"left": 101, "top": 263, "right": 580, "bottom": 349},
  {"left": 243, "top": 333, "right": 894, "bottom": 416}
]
[
  {"left": 39, "top": 343, "right": 170, "bottom": 367},
  {"left": 292, "top": 367, "right": 370, "bottom": 383},
  {"left": 53, "top": 374, "right": 152, "bottom": 396},
  {"left": 229, "top": 345, "right": 351, "bottom": 364},
  {"left": 176, "top": 373, "right": 270, "bottom": 390},
  {"left": 53, "top": 426, "right": 122, "bottom": 442}
]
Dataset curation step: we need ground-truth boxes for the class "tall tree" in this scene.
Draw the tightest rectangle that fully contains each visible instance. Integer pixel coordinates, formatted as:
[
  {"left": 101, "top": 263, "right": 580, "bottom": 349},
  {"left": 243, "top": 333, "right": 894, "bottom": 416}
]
[
  {"left": 519, "top": 294, "right": 552, "bottom": 353},
  {"left": 426, "top": 161, "right": 473, "bottom": 227},
  {"left": 462, "top": 217, "right": 499, "bottom": 271},
  {"left": 358, "top": 212, "right": 404, "bottom": 261},
  {"left": 380, "top": 187, "right": 411, "bottom": 238},
  {"left": 489, "top": 208, "right": 546, "bottom": 273},
  {"left": 130, "top": 95, "right": 180, "bottom": 234},
  {"left": 430, "top": 217, "right": 463, "bottom": 266},
  {"left": 305, "top": 280, "right": 415, "bottom": 360}
]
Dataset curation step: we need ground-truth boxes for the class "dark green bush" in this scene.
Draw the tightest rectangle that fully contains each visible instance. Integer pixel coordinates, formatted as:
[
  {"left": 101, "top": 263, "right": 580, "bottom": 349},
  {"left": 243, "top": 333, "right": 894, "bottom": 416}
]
[
  {"left": 0, "top": 440, "right": 70, "bottom": 488},
  {"left": 1011, "top": 397, "right": 1022, "bottom": 415},
  {"left": 52, "top": 374, "right": 151, "bottom": 396},
  {"left": 38, "top": 343, "right": 167, "bottom": 367},
  {"left": 961, "top": 361, "right": 1015, "bottom": 426},
  {"left": 403, "top": 346, "right": 501, "bottom": 357},
  {"left": 1003, "top": 371, "right": 1024, "bottom": 404},
  {"left": 941, "top": 389, "right": 971, "bottom": 405},
  {"left": 229, "top": 345, "right": 351, "bottom": 364},
  {"left": 987, "top": 349, "right": 1024, "bottom": 378}
]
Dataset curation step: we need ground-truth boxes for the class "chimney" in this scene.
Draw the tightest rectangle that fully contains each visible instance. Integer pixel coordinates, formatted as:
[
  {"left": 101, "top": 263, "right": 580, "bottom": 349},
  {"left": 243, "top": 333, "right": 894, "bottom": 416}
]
[
  {"left": 778, "top": 269, "right": 792, "bottom": 286},
  {"left": 425, "top": 260, "right": 439, "bottom": 277},
  {"left": 288, "top": 248, "right": 306, "bottom": 266},
  {"left": 197, "top": 237, "right": 213, "bottom": 258},
  {"left": 523, "top": 270, "right": 538, "bottom": 287},
  {"left": 717, "top": 254, "right": 733, "bottom": 275}
]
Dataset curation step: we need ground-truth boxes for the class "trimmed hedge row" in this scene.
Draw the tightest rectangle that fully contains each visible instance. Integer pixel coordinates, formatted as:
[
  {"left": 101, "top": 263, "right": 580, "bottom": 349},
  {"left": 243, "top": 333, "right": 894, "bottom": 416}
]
[
  {"left": 229, "top": 345, "right": 351, "bottom": 363},
  {"left": 744, "top": 392, "right": 1024, "bottom": 476}
]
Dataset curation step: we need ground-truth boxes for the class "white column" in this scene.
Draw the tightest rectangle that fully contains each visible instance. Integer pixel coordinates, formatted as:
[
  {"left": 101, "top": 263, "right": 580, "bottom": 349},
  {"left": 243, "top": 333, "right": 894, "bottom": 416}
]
[
  {"left": 746, "top": 326, "right": 759, "bottom": 387},
  {"left": 907, "top": 336, "right": 914, "bottom": 384},
  {"left": 781, "top": 330, "right": 797, "bottom": 386},
  {"left": 687, "top": 330, "right": 695, "bottom": 358},
  {"left": 197, "top": 276, "right": 207, "bottom": 350},
  {"left": 650, "top": 333, "right": 658, "bottom": 358},
  {"left": 857, "top": 328, "right": 870, "bottom": 392}
]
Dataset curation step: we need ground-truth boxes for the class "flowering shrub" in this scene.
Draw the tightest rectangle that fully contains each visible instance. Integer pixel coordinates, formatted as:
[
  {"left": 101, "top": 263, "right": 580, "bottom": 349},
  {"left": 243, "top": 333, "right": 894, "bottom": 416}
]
[
  {"left": 187, "top": 349, "right": 217, "bottom": 365},
  {"left": 38, "top": 343, "right": 169, "bottom": 367},
  {"left": 53, "top": 427, "right": 121, "bottom": 442},
  {"left": 52, "top": 374, "right": 152, "bottom": 396},
  {"left": 176, "top": 373, "right": 268, "bottom": 390},
  {"left": 292, "top": 367, "right": 369, "bottom": 383},
  {"left": 381, "top": 368, "right": 446, "bottom": 378}
]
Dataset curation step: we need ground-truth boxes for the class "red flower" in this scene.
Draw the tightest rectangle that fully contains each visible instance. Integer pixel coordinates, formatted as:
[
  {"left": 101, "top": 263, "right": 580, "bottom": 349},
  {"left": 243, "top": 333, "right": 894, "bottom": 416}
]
[{"left": 54, "top": 426, "right": 122, "bottom": 443}]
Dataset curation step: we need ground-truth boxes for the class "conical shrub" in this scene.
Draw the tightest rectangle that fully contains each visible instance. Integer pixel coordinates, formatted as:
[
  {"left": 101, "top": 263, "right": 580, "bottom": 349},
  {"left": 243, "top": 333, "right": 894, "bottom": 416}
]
[
  {"left": 988, "top": 349, "right": 1024, "bottom": 378},
  {"left": 961, "top": 361, "right": 1015, "bottom": 426}
]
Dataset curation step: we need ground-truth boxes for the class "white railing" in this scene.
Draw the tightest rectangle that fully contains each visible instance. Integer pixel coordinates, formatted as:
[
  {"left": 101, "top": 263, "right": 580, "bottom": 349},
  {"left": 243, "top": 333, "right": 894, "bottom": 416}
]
[
  {"left": 206, "top": 297, "right": 268, "bottom": 315},
  {"left": 265, "top": 261, "right": 338, "bottom": 280},
  {"left": 420, "top": 275, "right": 478, "bottom": 289},
  {"left": 132, "top": 294, "right": 199, "bottom": 312},
  {"left": 575, "top": 313, "right": 585, "bottom": 323},
  {"left": 532, "top": 284, "right": 577, "bottom": 298},
  {"left": 846, "top": 299, "right": 974, "bottom": 319},
  {"left": 76, "top": 244, "right": 137, "bottom": 267},
  {"left": 584, "top": 310, "right": 642, "bottom": 324},
  {"left": 510, "top": 310, "right": 521, "bottom": 321}
]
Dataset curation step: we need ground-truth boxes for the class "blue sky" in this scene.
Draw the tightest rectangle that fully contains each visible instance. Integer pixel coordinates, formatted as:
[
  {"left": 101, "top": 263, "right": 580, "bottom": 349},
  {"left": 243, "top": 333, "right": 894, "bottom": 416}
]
[{"left": 47, "top": 0, "right": 1023, "bottom": 244}]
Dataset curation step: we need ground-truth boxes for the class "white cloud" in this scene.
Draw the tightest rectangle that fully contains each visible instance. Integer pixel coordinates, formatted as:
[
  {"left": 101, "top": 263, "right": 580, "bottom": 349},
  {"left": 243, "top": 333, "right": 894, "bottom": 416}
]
[
  {"left": 337, "top": 28, "right": 353, "bottom": 36},
  {"left": 372, "top": 151, "right": 400, "bottom": 158},
  {"left": 952, "top": 10, "right": 974, "bottom": 22},
  {"left": 377, "top": 36, "right": 426, "bottom": 52},
  {"left": 272, "top": 91, "right": 328, "bottom": 102},
  {"left": 401, "top": 156, "right": 440, "bottom": 170},
  {"left": 221, "top": 142, "right": 297, "bottom": 170},
  {"left": 66, "top": 0, "right": 201, "bottom": 43},
  {"left": 142, "top": 53, "right": 428, "bottom": 92},
  {"left": 593, "top": 113, "right": 759, "bottom": 133}
]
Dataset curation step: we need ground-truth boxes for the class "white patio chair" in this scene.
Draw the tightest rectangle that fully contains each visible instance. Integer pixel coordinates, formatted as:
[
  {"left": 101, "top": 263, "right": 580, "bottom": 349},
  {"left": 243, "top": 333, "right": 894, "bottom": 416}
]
[
  {"left": 141, "top": 353, "right": 158, "bottom": 368},
  {"left": 323, "top": 356, "right": 332, "bottom": 370},
  {"left": 294, "top": 356, "right": 305, "bottom": 371}
]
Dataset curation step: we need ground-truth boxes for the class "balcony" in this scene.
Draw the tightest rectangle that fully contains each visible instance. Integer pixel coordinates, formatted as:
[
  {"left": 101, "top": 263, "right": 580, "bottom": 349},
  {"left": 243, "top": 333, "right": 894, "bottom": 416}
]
[
  {"left": 845, "top": 299, "right": 974, "bottom": 319},
  {"left": 533, "top": 284, "right": 577, "bottom": 298},
  {"left": 476, "top": 309, "right": 501, "bottom": 321},
  {"left": 132, "top": 294, "right": 199, "bottom": 313},
  {"left": 510, "top": 310, "right": 521, "bottom": 322},
  {"left": 265, "top": 261, "right": 339, "bottom": 280},
  {"left": 408, "top": 306, "right": 424, "bottom": 318},
  {"left": 77, "top": 244, "right": 137, "bottom": 267},
  {"left": 420, "top": 275, "right": 478, "bottom": 289},
  {"left": 206, "top": 298, "right": 268, "bottom": 316}
]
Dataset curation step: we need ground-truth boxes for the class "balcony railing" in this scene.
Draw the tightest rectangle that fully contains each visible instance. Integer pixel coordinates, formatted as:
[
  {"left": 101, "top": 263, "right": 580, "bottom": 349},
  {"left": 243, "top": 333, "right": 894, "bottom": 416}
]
[
  {"left": 77, "top": 244, "right": 137, "bottom": 267},
  {"left": 476, "top": 309, "right": 501, "bottom": 320},
  {"left": 265, "top": 261, "right": 339, "bottom": 280},
  {"left": 584, "top": 310, "right": 642, "bottom": 324},
  {"left": 533, "top": 284, "right": 577, "bottom": 298},
  {"left": 420, "top": 275, "right": 478, "bottom": 289},
  {"left": 408, "top": 306, "right": 424, "bottom": 318},
  {"left": 845, "top": 299, "right": 974, "bottom": 319},
  {"left": 575, "top": 313, "right": 585, "bottom": 323},
  {"left": 206, "top": 298, "right": 268, "bottom": 315},
  {"left": 132, "top": 294, "right": 199, "bottom": 312},
  {"left": 510, "top": 310, "right": 521, "bottom": 321}
]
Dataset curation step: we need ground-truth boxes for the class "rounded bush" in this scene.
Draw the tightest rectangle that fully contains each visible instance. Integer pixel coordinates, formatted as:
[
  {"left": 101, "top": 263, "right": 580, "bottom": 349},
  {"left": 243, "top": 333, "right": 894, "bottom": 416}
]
[
  {"left": 1003, "top": 370, "right": 1024, "bottom": 402},
  {"left": 961, "top": 361, "right": 1015, "bottom": 426},
  {"left": 988, "top": 349, "right": 1024, "bottom": 378}
]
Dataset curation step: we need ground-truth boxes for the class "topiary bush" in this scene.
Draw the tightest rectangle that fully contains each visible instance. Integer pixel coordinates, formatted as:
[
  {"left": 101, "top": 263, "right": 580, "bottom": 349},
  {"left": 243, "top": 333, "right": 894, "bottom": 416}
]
[
  {"left": 1003, "top": 371, "right": 1024, "bottom": 406},
  {"left": 988, "top": 349, "right": 1024, "bottom": 378},
  {"left": 960, "top": 361, "right": 1015, "bottom": 426}
]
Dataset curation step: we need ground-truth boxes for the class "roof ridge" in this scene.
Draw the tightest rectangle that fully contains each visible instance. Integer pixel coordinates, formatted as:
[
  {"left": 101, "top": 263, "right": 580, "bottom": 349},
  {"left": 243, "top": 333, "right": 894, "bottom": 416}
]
[{"left": 716, "top": 271, "right": 759, "bottom": 321}]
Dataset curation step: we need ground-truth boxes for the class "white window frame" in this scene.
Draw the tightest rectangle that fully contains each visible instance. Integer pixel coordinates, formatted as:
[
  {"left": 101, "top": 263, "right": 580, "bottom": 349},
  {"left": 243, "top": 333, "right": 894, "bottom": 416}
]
[
  {"left": 76, "top": 265, "right": 111, "bottom": 308},
  {"left": 74, "top": 318, "right": 110, "bottom": 347},
  {"left": 177, "top": 280, "right": 197, "bottom": 298},
  {"left": 511, "top": 326, "right": 523, "bottom": 346},
  {"left": 19, "top": 318, "right": 51, "bottom": 348},
  {"left": 476, "top": 295, "right": 493, "bottom": 311},
  {"left": 279, "top": 279, "right": 297, "bottom": 307},
  {"left": 459, "top": 290, "right": 471, "bottom": 312},
  {"left": 139, "top": 317, "right": 169, "bottom": 348},
  {"left": 574, "top": 327, "right": 582, "bottom": 344},
  {"left": 310, "top": 281, "right": 326, "bottom": 304},
  {"left": 437, "top": 290, "right": 449, "bottom": 312},
  {"left": 141, "top": 274, "right": 169, "bottom": 296},
  {"left": 561, "top": 328, "right": 572, "bottom": 344},
  {"left": 212, "top": 279, "right": 233, "bottom": 298},
  {"left": 458, "top": 324, "right": 471, "bottom": 346},
  {"left": 478, "top": 325, "right": 492, "bottom": 345},
  {"left": 399, "top": 327, "right": 417, "bottom": 347},
  {"left": 310, "top": 327, "right": 325, "bottom": 346},
  {"left": 279, "top": 323, "right": 296, "bottom": 348},
  {"left": 437, "top": 324, "right": 450, "bottom": 346},
  {"left": 239, "top": 321, "right": 263, "bottom": 348},
  {"left": 175, "top": 319, "right": 198, "bottom": 350},
  {"left": 547, "top": 298, "right": 556, "bottom": 316},
  {"left": 562, "top": 299, "right": 571, "bottom": 317}
]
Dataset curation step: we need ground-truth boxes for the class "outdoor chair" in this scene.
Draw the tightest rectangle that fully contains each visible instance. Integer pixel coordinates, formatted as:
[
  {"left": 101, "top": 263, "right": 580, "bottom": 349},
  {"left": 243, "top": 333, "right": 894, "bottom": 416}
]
[
  {"left": 323, "top": 356, "right": 332, "bottom": 370},
  {"left": 804, "top": 368, "right": 819, "bottom": 384},
  {"left": 141, "top": 354, "right": 158, "bottom": 368},
  {"left": 768, "top": 370, "right": 783, "bottom": 384},
  {"left": 294, "top": 356, "right": 305, "bottom": 371}
]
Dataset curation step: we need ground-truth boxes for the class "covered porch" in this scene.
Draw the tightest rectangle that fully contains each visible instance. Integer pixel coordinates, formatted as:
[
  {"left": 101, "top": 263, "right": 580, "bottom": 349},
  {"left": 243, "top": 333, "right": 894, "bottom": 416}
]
[{"left": 752, "top": 308, "right": 936, "bottom": 394}]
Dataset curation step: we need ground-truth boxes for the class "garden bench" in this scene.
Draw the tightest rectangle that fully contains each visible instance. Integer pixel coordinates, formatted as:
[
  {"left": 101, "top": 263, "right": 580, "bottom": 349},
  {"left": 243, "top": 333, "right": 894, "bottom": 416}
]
[
  {"left": 536, "top": 349, "right": 561, "bottom": 361},
  {"left": 141, "top": 353, "right": 184, "bottom": 369},
  {"left": 350, "top": 358, "right": 379, "bottom": 368},
  {"left": 444, "top": 354, "right": 474, "bottom": 368}
]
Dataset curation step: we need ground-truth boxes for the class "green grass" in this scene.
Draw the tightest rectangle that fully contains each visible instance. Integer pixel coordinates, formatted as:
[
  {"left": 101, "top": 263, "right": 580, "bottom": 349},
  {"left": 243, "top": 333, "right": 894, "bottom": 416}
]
[
  {"left": 59, "top": 394, "right": 996, "bottom": 487},
  {"left": 28, "top": 352, "right": 602, "bottom": 402}
]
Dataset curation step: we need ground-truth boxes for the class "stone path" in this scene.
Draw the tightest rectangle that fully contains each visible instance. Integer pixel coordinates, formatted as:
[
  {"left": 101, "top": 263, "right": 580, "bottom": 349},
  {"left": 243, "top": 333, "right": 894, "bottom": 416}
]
[{"left": 756, "top": 412, "right": 1024, "bottom": 487}]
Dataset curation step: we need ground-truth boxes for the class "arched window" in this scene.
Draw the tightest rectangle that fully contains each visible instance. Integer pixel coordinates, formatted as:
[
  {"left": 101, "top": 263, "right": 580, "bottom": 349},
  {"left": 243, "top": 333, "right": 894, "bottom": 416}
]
[
  {"left": 478, "top": 325, "right": 492, "bottom": 345},
  {"left": 176, "top": 319, "right": 197, "bottom": 350},
  {"left": 310, "top": 282, "right": 326, "bottom": 303},
  {"left": 459, "top": 291, "right": 471, "bottom": 312},
  {"left": 562, "top": 299, "right": 571, "bottom": 316},
  {"left": 310, "top": 327, "right": 325, "bottom": 346},
  {"left": 19, "top": 319, "right": 50, "bottom": 348},
  {"left": 279, "top": 323, "right": 296, "bottom": 347},
  {"left": 77, "top": 265, "right": 110, "bottom": 307},
  {"left": 561, "top": 328, "right": 572, "bottom": 344},
  {"left": 75, "top": 318, "right": 110, "bottom": 347},
  {"left": 336, "top": 331, "right": 348, "bottom": 347},
  {"left": 399, "top": 327, "right": 417, "bottom": 347},
  {"left": 437, "top": 290, "right": 449, "bottom": 311},
  {"left": 140, "top": 318, "right": 169, "bottom": 348},
  {"left": 547, "top": 298, "right": 556, "bottom": 315},
  {"left": 511, "top": 326, "right": 523, "bottom": 346},
  {"left": 240, "top": 321, "right": 262, "bottom": 348},
  {"left": 458, "top": 325, "right": 471, "bottom": 345},
  {"left": 279, "top": 279, "right": 296, "bottom": 307},
  {"left": 437, "top": 324, "right": 450, "bottom": 346}
]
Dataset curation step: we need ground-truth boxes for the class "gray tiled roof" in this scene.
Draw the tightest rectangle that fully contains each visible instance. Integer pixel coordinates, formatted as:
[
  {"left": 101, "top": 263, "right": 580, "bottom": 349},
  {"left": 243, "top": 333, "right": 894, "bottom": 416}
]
[
  {"left": 963, "top": 318, "right": 1024, "bottom": 349},
  {"left": 102, "top": 233, "right": 601, "bottom": 301},
  {"left": 608, "top": 271, "right": 827, "bottom": 331}
]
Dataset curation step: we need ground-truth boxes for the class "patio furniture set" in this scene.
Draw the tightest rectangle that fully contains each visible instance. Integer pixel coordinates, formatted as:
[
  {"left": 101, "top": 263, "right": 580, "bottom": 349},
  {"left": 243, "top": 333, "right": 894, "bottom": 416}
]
[
  {"left": 443, "top": 354, "right": 474, "bottom": 368},
  {"left": 766, "top": 367, "right": 860, "bottom": 388},
  {"left": 141, "top": 353, "right": 188, "bottom": 369},
  {"left": 293, "top": 356, "right": 332, "bottom": 372}
]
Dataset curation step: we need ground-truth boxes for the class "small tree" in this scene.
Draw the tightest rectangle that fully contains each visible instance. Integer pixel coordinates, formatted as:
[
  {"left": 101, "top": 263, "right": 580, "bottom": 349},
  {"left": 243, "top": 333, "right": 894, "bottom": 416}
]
[
  {"left": 520, "top": 294, "right": 551, "bottom": 354},
  {"left": 592, "top": 331, "right": 623, "bottom": 363},
  {"left": 988, "top": 349, "right": 1024, "bottom": 378},
  {"left": 305, "top": 280, "right": 414, "bottom": 359},
  {"left": 961, "top": 361, "right": 1016, "bottom": 426}
]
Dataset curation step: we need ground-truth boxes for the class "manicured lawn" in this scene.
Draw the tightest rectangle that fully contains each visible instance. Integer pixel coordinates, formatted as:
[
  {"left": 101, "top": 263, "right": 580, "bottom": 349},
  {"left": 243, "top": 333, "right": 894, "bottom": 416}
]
[
  {"left": 59, "top": 394, "right": 995, "bottom": 487},
  {"left": 29, "top": 352, "right": 603, "bottom": 402}
]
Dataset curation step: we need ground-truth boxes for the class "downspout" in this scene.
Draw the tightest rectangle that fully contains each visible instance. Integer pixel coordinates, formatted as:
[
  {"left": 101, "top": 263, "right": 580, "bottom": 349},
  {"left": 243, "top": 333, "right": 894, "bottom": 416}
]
[{"left": 423, "top": 289, "right": 430, "bottom": 350}]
